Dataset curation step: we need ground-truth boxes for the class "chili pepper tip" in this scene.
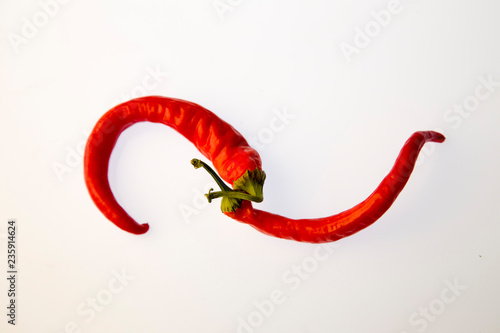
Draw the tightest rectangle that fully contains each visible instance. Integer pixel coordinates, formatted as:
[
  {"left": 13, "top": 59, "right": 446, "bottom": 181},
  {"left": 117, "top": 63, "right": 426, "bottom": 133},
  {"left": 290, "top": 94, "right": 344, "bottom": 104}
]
[{"left": 434, "top": 133, "right": 446, "bottom": 143}]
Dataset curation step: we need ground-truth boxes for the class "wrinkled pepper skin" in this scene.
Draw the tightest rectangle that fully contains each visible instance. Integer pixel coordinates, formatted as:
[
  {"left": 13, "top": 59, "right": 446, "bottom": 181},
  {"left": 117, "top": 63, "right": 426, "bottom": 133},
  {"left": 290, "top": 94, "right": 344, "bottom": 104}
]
[
  {"left": 226, "top": 131, "right": 445, "bottom": 243},
  {"left": 84, "top": 96, "right": 263, "bottom": 234}
]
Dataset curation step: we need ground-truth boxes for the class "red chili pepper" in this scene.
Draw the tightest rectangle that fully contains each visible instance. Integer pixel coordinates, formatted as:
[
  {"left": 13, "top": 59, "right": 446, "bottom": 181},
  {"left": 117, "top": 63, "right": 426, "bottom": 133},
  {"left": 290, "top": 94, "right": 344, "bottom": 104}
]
[
  {"left": 84, "top": 96, "right": 266, "bottom": 234},
  {"left": 224, "top": 131, "right": 445, "bottom": 243},
  {"left": 84, "top": 96, "right": 445, "bottom": 243}
]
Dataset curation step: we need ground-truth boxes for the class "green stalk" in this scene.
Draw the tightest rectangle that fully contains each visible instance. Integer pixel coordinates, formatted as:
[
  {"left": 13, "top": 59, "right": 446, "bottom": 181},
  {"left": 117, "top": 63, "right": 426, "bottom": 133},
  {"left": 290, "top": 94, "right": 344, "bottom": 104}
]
[{"left": 191, "top": 158, "right": 264, "bottom": 211}]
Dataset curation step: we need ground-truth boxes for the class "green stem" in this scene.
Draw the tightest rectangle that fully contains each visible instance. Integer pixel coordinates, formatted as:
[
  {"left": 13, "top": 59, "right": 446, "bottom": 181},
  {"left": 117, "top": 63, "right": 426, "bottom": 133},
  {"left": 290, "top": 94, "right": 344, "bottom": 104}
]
[
  {"left": 191, "top": 159, "right": 231, "bottom": 191},
  {"left": 191, "top": 158, "right": 263, "bottom": 203},
  {"left": 207, "top": 188, "right": 263, "bottom": 203}
]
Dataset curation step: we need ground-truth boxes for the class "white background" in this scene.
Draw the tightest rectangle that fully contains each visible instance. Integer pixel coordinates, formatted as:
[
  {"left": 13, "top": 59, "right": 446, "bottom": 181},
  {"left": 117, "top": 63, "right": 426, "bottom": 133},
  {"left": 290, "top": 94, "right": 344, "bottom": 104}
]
[{"left": 1, "top": 0, "right": 500, "bottom": 332}]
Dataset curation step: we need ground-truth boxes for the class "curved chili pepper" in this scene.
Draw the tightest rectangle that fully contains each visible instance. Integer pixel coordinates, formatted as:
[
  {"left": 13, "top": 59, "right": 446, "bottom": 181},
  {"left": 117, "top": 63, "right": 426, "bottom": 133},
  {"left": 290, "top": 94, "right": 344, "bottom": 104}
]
[
  {"left": 84, "top": 96, "right": 266, "bottom": 234},
  {"left": 220, "top": 131, "right": 445, "bottom": 243}
]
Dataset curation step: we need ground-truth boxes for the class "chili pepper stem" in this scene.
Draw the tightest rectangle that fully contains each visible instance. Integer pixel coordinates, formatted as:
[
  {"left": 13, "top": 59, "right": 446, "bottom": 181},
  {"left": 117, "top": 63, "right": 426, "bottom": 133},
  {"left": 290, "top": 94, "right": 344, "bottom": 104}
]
[
  {"left": 191, "top": 159, "right": 232, "bottom": 192},
  {"left": 191, "top": 158, "right": 264, "bottom": 209},
  {"left": 207, "top": 188, "right": 263, "bottom": 203}
]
